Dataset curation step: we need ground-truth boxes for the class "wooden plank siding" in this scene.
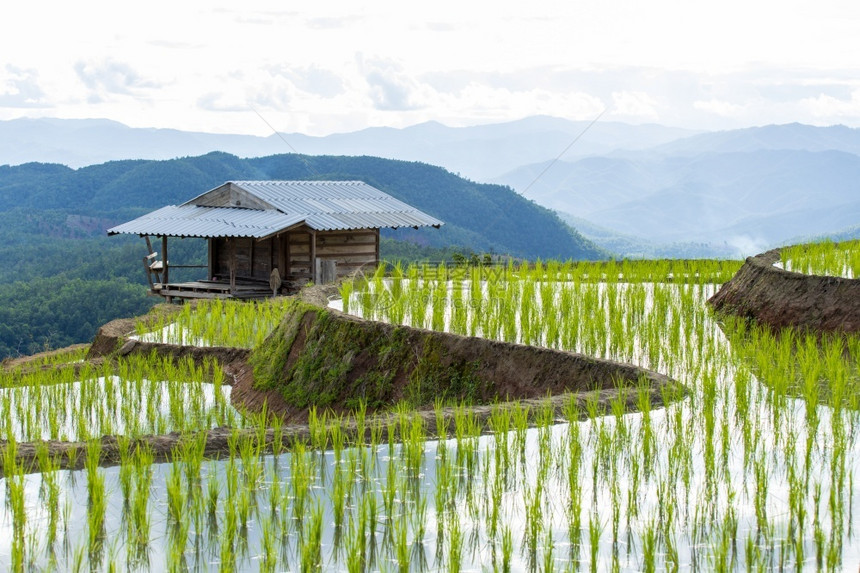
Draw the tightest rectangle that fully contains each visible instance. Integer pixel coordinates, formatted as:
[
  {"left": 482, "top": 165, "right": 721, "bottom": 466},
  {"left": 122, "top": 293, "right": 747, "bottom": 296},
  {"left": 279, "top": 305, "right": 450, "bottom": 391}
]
[
  {"left": 188, "top": 183, "right": 273, "bottom": 210},
  {"left": 287, "top": 227, "right": 379, "bottom": 280},
  {"left": 208, "top": 227, "right": 378, "bottom": 286}
]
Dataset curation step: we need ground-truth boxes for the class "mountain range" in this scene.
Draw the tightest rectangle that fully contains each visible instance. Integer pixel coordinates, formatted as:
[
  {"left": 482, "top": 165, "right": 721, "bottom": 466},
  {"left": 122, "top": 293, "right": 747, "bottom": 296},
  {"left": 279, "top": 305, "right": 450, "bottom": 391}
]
[
  {"left": 0, "top": 151, "right": 603, "bottom": 261},
  {"left": 2, "top": 117, "right": 859, "bottom": 256},
  {"left": 0, "top": 116, "right": 694, "bottom": 180},
  {"left": 497, "top": 148, "right": 860, "bottom": 252}
]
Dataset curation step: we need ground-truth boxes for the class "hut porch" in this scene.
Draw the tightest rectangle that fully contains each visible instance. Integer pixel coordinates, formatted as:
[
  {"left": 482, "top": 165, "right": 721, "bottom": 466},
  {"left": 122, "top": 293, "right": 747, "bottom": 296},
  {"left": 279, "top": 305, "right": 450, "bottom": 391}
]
[{"left": 140, "top": 226, "right": 380, "bottom": 301}]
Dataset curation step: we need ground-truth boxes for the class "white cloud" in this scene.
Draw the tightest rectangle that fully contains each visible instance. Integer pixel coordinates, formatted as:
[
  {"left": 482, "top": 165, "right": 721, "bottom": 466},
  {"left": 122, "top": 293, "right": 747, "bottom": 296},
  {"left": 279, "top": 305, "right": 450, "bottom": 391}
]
[
  {"left": 359, "top": 57, "right": 423, "bottom": 111},
  {"left": 2, "top": 2, "right": 860, "bottom": 133},
  {"left": 0, "top": 66, "right": 45, "bottom": 108},
  {"left": 802, "top": 91, "right": 860, "bottom": 121},
  {"left": 693, "top": 99, "right": 746, "bottom": 117},
  {"left": 271, "top": 65, "right": 345, "bottom": 99},
  {"left": 611, "top": 91, "right": 660, "bottom": 121},
  {"left": 73, "top": 60, "right": 161, "bottom": 101}
]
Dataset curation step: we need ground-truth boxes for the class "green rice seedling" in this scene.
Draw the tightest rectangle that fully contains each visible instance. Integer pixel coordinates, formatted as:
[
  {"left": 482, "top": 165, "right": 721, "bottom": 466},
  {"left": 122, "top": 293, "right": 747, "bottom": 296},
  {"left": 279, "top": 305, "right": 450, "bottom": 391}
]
[
  {"left": 511, "top": 402, "right": 530, "bottom": 475},
  {"left": 300, "top": 500, "right": 324, "bottom": 573},
  {"left": 307, "top": 407, "right": 327, "bottom": 451},
  {"left": 166, "top": 460, "right": 185, "bottom": 525},
  {"left": 636, "top": 384, "right": 655, "bottom": 477},
  {"left": 85, "top": 439, "right": 107, "bottom": 563},
  {"left": 382, "top": 446, "right": 399, "bottom": 532},
  {"left": 127, "top": 445, "right": 154, "bottom": 567},
  {"left": 523, "top": 480, "right": 544, "bottom": 568},
  {"left": 640, "top": 519, "right": 659, "bottom": 573},
  {"left": 410, "top": 270, "right": 430, "bottom": 330},
  {"left": 782, "top": 239, "right": 859, "bottom": 278},
  {"left": 259, "top": 514, "right": 279, "bottom": 573},
  {"left": 4, "top": 439, "right": 27, "bottom": 570},
  {"left": 393, "top": 511, "right": 410, "bottom": 573},
  {"left": 340, "top": 279, "right": 354, "bottom": 315},
  {"left": 542, "top": 529, "right": 555, "bottom": 573},
  {"left": 389, "top": 263, "right": 408, "bottom": 325},
  {"left": 430, "top": 273, "right": 447, "bottom": 333},
  {"left": 206, "top": 465, "right": 220, "bottom": 525},
  {"left": 166, "top": 505, "right": 191, "bottom": 573},
  {"left": 239, "top": 435, "right": 264, "bottom": 494},
  {"left": 331, "top": 459, "right": 349, "bottom": 531},
  {"left": 401, "top": 410, "right": 426, "bottom": 481},
  {"left": 753, "top": 451, "right": 770, "bottom": 539},
  {"left": 365, "top": 486, "right": 380, "bottom": 565},
  {"left": 412, "top": 488, "right": 428, "bottom": 549},
  {"left": 344, "top": 496, "right": 368, "bottom": 573},
  {"left": 291, "top": 442, "right": 313, "bottom": 529},
  {"left": 484, "top": 454, "right": 502, "bottom": 542},
  {"left": 500, "top": 524, "right": 513, "bottom": 573},
  {"left": 609, "top": 480, "right": 621, "bottom": 546},
  {"left": 434, "top": 449, "right": 453, "bottom": 545},
  {"left": 38, "top": 456, "right": 62, "bottom": 550},
  {"left": 588, "top": 513, "right": 602, "bottom": 573},
  {"left": 219, "top": 510, "right": 237, "bottom": 573},
  {"left": 448, "top": 513, "right": 463, "bottom": 573}
]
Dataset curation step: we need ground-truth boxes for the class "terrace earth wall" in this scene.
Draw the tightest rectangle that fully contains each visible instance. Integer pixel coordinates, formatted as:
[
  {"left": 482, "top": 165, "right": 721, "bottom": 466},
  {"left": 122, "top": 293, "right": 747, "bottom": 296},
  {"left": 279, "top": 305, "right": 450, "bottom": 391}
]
[
  {"left": 240, "top": 297, "right": 683, "bottom": 421},
  {"left": 709, "top": 248, "right": 860, "bottom": 333}
]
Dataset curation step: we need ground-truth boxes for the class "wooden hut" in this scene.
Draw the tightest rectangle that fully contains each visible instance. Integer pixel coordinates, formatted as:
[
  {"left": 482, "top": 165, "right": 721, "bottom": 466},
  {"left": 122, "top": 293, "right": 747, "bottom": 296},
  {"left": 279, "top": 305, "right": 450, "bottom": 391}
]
[{"left": 107, "top": 180, "right": 443, "bottom": 300}]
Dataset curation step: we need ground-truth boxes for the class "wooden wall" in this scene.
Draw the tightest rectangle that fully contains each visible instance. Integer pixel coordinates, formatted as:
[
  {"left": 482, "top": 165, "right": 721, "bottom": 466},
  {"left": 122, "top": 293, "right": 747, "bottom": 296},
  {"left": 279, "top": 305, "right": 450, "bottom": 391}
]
[
  {"left": 286, "top": 227, "right": 379, "bottom": 280},
  {"left": 210, "top": 237, "right": 281, "bottom": 281},
  {"left": 209, "top": 227, "right": 379, "bottom": 285}
]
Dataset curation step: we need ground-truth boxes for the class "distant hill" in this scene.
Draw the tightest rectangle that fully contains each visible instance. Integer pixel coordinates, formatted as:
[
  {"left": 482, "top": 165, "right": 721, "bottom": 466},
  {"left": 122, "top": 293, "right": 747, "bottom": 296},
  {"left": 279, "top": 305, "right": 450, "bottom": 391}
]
[
  {"left": 648, "top": 123, "right": 860, "bottom": 157},
  {"left": 0, "top": 116, "right": 696, "bottom": 181},
  {"left": 557, "top": 212, "right": 742, "bottom": 259},
  {"left": 0, "top": 151, "right": 605, "bottom": 261},
  {"left": 496, "top": 149, "right": 860, "bottom": 253}
]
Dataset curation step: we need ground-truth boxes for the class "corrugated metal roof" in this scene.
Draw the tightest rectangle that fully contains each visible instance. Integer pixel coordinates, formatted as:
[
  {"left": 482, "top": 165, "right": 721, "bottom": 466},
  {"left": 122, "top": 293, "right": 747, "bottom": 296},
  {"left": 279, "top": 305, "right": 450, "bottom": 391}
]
[
  {"left": 110, "top": 180, "right": 443, "bottom": 237},
  {"left": 107, "top": 205, "right": 305, "bottom": 238},
  {"left": 205, "top": 181, "right": 443, "bottom": 231}
]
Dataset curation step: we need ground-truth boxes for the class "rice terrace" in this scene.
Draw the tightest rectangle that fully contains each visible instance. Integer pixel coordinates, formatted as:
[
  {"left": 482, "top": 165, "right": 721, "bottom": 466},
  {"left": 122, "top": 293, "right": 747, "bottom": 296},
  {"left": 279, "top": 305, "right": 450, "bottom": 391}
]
[{"left": 1, "top": 240, "right": 859, "bottom": 572}]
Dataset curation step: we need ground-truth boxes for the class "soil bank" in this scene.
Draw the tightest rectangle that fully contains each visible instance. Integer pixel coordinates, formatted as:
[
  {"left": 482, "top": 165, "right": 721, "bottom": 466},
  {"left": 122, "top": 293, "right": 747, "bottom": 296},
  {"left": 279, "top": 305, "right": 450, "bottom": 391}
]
[{"left": 709, "top": 248, "right": 860, "bottom": 333}]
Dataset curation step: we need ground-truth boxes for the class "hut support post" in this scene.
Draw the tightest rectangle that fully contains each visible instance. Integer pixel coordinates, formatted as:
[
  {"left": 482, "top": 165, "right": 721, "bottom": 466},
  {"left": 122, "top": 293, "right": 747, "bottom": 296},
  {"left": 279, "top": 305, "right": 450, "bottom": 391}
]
[
  {"left": 161, "top": 235, "right": 171, "bottom": 303},
  {"left": 161, "top": 236, "right": 169, "bottom": 286},
  {"left": 309, "top": 229, "right": 317, "bottom": 283},
  {"left": 141, "top": 235, "right": 156, "bottom": 288},
  {"left": 229, "top": 238, "right": 236, "bottom": 294},
  {"left": 208, "top": 238, "right": 216, "bottom": 280},
  {"left": 283, "top": 234, "right": 290, "bottom": 278},
  {"left": 375, "top": 229, "right": 380, "bottom": 268}
]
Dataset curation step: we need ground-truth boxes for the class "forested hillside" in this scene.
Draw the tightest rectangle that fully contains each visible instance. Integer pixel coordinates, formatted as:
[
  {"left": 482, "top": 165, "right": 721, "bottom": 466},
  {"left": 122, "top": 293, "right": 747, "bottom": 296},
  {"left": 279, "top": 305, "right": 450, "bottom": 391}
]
[{"left": 0, "top": 152, "right": 604, "bottom": 358}]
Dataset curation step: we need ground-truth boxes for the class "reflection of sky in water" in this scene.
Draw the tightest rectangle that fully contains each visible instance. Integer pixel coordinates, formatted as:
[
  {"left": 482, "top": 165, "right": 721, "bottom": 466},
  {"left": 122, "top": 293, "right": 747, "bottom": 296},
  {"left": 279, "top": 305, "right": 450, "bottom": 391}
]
[{"left": 0, "top": 282, "right": 857, "bottom": 570}]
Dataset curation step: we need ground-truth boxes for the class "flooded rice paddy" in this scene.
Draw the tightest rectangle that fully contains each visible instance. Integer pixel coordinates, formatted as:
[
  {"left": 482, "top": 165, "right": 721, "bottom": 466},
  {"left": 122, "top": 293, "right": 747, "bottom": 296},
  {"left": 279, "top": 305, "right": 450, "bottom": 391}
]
[{"left": 1, "top": 257, "right": 858, "bottom": 571}]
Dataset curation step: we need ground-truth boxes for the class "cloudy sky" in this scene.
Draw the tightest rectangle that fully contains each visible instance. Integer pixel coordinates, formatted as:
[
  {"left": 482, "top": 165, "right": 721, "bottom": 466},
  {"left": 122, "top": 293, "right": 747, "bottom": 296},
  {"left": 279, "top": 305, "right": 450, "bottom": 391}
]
[{"left": 2, "top": 0, "right": 859, "bottom": 135}]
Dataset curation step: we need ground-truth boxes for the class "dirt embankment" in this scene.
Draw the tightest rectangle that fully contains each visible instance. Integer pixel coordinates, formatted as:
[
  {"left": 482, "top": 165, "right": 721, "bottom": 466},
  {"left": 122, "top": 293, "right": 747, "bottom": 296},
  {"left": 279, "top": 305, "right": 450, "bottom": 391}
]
[
  {"left": 240, "top": 297, "right": 682, "bottom": 422},
  {"left": 709, "top": 249, "right": 860, "bottom": 333}
]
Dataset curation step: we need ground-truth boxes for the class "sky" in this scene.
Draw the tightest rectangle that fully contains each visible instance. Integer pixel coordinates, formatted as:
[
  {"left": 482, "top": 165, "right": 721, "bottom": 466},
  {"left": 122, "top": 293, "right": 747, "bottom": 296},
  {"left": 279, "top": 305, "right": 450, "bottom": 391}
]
[{"left": 2, "top": 1, "right": 860, "bottom": 136}]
